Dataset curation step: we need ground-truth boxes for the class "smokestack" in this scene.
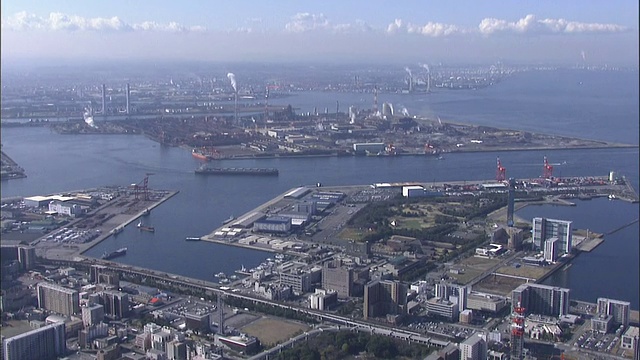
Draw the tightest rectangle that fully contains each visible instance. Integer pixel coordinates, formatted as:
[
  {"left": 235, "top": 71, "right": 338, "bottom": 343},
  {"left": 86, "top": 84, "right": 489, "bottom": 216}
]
[
  {"left": 336, "top": 100, "right": 339, "bottom": 122},
  {"left": 101, "top": 84, "right": 106, "bottom": 115},
  {"left": 227, "top": 73, "right": 238, "bottom": 124},
  {"left": 125, "top": 83, "right": 130, "bottom": 115}
]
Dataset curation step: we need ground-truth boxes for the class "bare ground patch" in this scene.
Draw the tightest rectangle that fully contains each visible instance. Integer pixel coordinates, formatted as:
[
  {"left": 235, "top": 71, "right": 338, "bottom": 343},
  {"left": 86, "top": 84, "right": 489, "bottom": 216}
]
[{"left": 240, "top": 317, "right": 311, "bottom": 347}]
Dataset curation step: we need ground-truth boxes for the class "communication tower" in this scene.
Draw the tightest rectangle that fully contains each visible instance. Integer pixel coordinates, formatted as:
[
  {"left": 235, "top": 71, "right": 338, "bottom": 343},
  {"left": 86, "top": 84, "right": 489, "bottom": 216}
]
[
  {"left": 217, "top": 293, "right": 225, "bottom": 335},
  {"left": 507, "top": 178, "right": 516, "bottom": 227},
  {"left": 125, "top": 83, "right": 130, "bottom": 115},
  {"left": 496, "top": 157, "right": 506, "bottom": 182},
  {"left": 373, "top": 85, "right": 379, "bottom": 115},
  {"left": 543, "top": 156, "right": 554, "bottom": 179},
  {"left": 510, "top": 300, "right": 525, "bottom": 360}
]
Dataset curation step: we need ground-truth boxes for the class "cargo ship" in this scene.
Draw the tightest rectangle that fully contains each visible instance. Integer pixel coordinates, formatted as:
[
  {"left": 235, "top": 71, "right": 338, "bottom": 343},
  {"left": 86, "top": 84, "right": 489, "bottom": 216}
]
[
  {"left": 137, "top": 221, "right": 155, "bottom": 232},
  {"left": 192, "top": 148, "right": 210, "bottom": 161},
  {"left": 222, "top": 215, "right": 235, "bottom": 225},
  {"left": 195, "top": 166, "right": 278, "bottom": 176},
  {"left": 101, "top": 247, "right": 127, "bottom": 260},
  {"left": 192, "top": 147, "right": 223, "bottom": 161}
]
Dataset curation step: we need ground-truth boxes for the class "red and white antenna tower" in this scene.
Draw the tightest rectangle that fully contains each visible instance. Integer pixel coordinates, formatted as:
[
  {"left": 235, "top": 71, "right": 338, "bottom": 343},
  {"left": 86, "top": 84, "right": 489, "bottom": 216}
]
[
  {"left": 543, "top": 156, "right": 554, "bottom": 179},
  {"left": 510, "top": 299, "right": 526, "bottom": 360},
  {"left": 496, "top": 157, "right": 506, "bottom": 182}
]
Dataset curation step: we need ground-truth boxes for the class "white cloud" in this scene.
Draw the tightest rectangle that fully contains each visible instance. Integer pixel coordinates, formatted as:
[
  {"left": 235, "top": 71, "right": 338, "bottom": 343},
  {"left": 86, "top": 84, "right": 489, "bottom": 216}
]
[
  {"left": 386, "top": 19, "right": 462, "bottom": 37},
  {"left": 478, "top": 14, "right": 628, "bottom": 35},
  {"left": 1, "top": 11, "right": 205, "bottom": 33},
  {"left": 284, "top": 12, "right": 330, "bottom": 33},
  {"left": 284, "top": 13, "right": 372, "bottom": 34}
]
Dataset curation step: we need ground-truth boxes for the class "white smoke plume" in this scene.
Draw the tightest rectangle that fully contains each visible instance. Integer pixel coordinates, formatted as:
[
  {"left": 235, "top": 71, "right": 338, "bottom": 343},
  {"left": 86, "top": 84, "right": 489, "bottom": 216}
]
[
  {"left": 83, "top": 107, "right": 97, "bottom": 128},
  {"left": 401, "top": 107, "right": 410, "bottom": 117},
  {"left": 404, "top": 67, "right": 412, "bottom": 78},
  {"left": 227, "top": 73, "right": 237, "bottom": 92},
  {"left": 421, "top": 63, "right": 430, "bottom": 73},
  {"left": 580, "top": 50, "right": 586, "bottom": 62}
]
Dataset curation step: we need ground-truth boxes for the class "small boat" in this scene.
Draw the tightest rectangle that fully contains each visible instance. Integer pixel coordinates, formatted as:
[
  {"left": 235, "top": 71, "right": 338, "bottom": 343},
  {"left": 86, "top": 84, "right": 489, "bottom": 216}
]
[
  {"left": 185, "top": 237, "right": 201, "bottom": 241},
  {"left": 137, "top": 221, "right": 155, "bottom": 232},
  {"left": 215, "top": 272, "right": 225, "bottom": 278}
]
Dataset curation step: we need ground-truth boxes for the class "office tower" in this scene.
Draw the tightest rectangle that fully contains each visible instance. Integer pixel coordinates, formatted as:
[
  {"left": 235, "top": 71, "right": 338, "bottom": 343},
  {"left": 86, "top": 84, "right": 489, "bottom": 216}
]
[
  {"left": 125, "top": 83, "right": 130, "bottom": 114},
  {"left": 363, "top": 280, "right": 407, "bottom": 320},
  {"left": 100, "top": 290, "right": 129, "bottom": 320},
  {"left": 101, "top": 84, "right": 106, "bottom": 114},
  {"left": 459, "top": 333, "right": 487, "bottom": 360},
  {"left": 511, "top": 283, "right": 570, "bottom": 317},
  {"left": 81, "top": 304, "right": 104, "bottom": 327},
  {"left": 37, "top": 282, "right": 79, "bottom": 317},
  {"left": 322, "top": 260, "right": 354, "bottom": 298},
  {"left": 17, "top": 246, "right": 36, "bottom": 270},
  {"left": 532, "top": 217, "right": 572, "bottom": 254},
  {"left": 2, "top": 322, "right": 65, "bottom": 360},
  {"left": 598, "top": 298, "right": 631, "bottom": 328}
]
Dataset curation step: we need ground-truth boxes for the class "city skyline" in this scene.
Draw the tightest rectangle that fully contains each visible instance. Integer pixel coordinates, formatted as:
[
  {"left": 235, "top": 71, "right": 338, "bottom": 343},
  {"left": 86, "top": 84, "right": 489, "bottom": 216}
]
[{"left": 1, "top": 1, "right": 638, "bottom": 65}]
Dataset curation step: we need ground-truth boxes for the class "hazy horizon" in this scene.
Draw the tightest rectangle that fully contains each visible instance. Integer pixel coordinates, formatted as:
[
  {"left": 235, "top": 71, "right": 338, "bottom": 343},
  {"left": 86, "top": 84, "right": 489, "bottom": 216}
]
[{"left": 1, "top": 1, "right": 638, "bottom": 66}]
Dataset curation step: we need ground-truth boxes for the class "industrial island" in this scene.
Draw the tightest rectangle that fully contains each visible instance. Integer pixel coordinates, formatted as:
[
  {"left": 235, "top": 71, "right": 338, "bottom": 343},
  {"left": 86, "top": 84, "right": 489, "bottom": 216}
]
[{"left": 1, "top": 167, "right": 638, "bottom": 360}]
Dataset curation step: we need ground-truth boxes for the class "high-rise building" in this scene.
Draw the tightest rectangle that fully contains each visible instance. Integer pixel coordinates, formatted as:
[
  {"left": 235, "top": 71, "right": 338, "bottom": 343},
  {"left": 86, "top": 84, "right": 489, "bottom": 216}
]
[
  {"left": 2, "top": 321, "right": 65, "bottom": 360},
  {"left": 532, "top": 217, "right": 572, "bottom": 254},
  {"left": 363, "top": 280, "right": 407, "bottom": 320},
  {"left": 81, "top": 304, "right": 104, "bottom": 327},
  {"left": 37, "top": 282, "right": 79, "bottom": 317},
  {"left": 17, "top": 246, "right": 36, "bottom": 270},
  {"left": 459, "top": 333, "right": 487, "bottom": 360},
  {"left": 511, "top": 283, "right": 569, "bottom": 317},
  {"left": 598, "top": 298, "right": 631, "bottom": 328},
  {"left": 543, "top": 237, "right": 560, "bottom": 263},
  {"left": 100, "top": 290, "right": 129, "bottom": 320},
  {"left": 322, "top": 260, "right": 354, "bottom": 298}
]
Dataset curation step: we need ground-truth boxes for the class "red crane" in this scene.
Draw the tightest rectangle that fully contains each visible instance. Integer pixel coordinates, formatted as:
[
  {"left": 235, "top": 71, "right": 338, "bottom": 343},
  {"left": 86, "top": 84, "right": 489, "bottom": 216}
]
[
  {"left": 543, "top": 156, "right": 554, "bottom": 179},
  {"left": 132, "top": 173, "right": 154, "bottom": 200},
  {"left": 496, "top": 157, "right": 506, "bottom": 181}
]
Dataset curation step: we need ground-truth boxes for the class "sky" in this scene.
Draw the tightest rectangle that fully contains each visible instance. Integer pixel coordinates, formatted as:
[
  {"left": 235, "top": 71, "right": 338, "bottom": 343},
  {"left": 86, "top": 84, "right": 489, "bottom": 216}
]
[{"left": 1, "top": 0, "right": 638, "bottom": 65}]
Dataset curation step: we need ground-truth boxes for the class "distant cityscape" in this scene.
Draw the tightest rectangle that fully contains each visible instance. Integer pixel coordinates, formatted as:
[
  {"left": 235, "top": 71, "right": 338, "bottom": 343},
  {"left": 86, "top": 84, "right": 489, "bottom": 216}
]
[{"left": 1, "top": 62, "right": 639, "bottom": 360}]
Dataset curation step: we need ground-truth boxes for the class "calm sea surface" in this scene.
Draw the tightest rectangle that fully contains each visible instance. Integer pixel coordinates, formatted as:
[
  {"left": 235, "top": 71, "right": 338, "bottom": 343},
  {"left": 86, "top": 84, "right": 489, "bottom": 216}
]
[{"left": 1, "top": 69, "right": 638, "bottom": 308}]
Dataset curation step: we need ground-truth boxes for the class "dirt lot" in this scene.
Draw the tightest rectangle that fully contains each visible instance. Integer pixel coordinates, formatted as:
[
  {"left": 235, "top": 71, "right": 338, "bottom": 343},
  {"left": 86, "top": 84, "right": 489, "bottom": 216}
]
[
  {"left": 240, "top": 316, "right": 310, "bottom": 347},
  {"left": 473, "top": 273, "right": 528, "bottom": 296}
]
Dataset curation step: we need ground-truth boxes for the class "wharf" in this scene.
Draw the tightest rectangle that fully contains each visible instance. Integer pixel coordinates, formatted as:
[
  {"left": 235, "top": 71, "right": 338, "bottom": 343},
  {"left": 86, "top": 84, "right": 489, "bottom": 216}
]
[{"left": 37, "top": 190, "right": 179, "bottom": 261}]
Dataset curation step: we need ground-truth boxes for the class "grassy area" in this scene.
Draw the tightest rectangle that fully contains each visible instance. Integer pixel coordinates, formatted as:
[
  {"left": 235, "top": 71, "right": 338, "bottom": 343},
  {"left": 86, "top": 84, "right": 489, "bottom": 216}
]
[
  {"left": 241, "top": 317, "right": 310, "bottom": 347},
  {"left": 398, "top": 218, "right": 426, "bottom": 230},
  {"left": 338, "top": 227, "right": 368, "bottom": 242},
  {"left": 458, "top": 256, "right": 501, "bottom": 270},
  {"left": 448, "top": 268, "right": 484, "bottom": 285},
  {"left": 495, "top": 264, "right": 550, "bottom": 280}
]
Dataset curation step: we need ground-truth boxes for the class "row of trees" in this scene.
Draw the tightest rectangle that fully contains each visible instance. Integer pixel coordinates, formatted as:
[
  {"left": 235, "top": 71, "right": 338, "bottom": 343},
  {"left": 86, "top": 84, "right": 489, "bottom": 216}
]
[{"left": 275, "top": 331, "right": 435, "bottom": 360}]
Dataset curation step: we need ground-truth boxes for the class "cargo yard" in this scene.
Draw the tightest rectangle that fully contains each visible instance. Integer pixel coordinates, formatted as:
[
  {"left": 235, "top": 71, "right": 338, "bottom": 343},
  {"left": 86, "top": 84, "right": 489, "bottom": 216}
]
[{"left": 0, "top": 184, "right": 178, "bottom": 260}]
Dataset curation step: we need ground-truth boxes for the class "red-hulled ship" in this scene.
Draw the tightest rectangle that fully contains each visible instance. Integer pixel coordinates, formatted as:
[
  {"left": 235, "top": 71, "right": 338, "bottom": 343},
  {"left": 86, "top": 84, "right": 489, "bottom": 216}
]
[{"left": 191, "top": 147, "right": 222, "bottom": 161}]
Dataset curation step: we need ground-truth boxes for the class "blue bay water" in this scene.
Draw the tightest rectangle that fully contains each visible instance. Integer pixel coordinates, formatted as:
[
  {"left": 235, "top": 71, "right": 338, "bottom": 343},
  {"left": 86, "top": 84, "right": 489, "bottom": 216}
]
[{"left": 1, "top": 69, "right": 638, "bottom": 308}]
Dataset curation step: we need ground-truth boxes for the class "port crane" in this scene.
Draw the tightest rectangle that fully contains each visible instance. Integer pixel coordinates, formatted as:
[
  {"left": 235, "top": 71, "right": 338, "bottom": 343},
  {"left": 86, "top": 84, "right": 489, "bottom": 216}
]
[
  {"left": 131, "top": 173, "right": 154, "bottom": 201},
  {"left": 543, "top": 155, "right": 554, "bottom": 179},
  {"left": 496, "top": 157, "right": 506, "bottom": 182}
]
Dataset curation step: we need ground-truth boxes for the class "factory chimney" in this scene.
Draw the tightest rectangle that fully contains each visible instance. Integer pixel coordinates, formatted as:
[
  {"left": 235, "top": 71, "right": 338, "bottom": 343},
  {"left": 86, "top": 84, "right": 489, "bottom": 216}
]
[
  {"left": 101, "top": 84, "right": 106, "bottom": 115},
  {"left": 125, "top": 83, "right": 130, "bottom": 115}
]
